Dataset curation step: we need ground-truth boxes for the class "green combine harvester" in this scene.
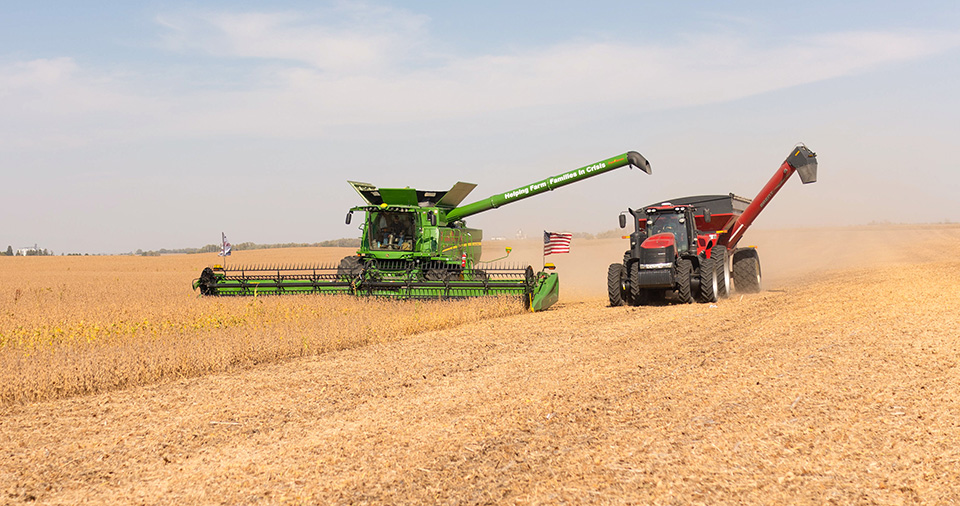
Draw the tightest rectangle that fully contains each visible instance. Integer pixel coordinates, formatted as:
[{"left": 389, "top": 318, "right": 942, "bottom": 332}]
[{"left": 193, "top": 151, "right": 651, "bottom": 311}]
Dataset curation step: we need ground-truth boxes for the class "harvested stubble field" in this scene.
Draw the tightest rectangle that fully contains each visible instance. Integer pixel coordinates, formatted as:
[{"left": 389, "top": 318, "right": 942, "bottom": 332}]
[{"left": 2, "top": 225, "right": 960, "bottom": 505}]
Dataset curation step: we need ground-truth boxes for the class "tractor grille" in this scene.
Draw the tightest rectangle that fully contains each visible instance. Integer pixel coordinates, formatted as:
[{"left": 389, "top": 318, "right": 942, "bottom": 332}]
[
  {"left": 640, "top": 246, "right": 673, "bottom": 264},
  {"left": 637, "top": 268, "right": 674, "bottom": 288}
]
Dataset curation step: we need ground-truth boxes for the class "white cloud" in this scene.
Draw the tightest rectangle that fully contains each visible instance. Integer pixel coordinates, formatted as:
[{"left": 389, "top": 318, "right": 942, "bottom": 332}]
[
  {"left": 164, "top": 28, "right": 959, "bottom": 133},
  {"left": 156, "top": 5, "right": 430, "bottom": 73},
  {"left": 0, "top": 57, "right": 168, "bottom": 149},
  {"left": 2, "top": 6, "right": 959, "bottom": 150}
]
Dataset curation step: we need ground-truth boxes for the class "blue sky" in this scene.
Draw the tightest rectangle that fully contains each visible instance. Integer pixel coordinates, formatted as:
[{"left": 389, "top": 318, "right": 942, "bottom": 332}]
[{"left": 2, "top": 1, "right": 959, "bottom": 253}]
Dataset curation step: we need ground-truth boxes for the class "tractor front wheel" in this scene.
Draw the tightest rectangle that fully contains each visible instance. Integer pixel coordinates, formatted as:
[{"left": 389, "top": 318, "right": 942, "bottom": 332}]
[
  {"left": 628, "top": 262, "right": 648, "bottom": 306},
  {"left": 607, "top": 263, "right": 627, "bottom": 306},
  {"left": 676, "top": 259, "right": 694, "bottom": 304}
]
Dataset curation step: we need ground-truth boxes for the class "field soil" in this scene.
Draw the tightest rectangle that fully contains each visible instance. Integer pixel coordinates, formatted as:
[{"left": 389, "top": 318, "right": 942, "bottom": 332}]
[{"left": 3, "top": 225, "right": 960, "bottom": 504}]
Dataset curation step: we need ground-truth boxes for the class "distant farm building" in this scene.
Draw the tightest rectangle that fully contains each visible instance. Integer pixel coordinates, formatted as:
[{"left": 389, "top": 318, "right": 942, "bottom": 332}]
[{"left": 17, "top": 245, "right": 44, "bottom": 256}]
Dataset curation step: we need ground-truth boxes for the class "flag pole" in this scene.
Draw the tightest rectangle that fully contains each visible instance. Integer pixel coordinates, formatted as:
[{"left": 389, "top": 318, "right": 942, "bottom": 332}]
[
  {"left": 542, "top": 230, "right": 546, "bottom": 268},
  {"left": 221, "top": 232, "right": 228, "bottom": 267}
]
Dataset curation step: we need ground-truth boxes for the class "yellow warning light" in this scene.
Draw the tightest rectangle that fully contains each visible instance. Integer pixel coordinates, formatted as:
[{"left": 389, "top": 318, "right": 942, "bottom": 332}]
[
  {"left": 544, "top": 263, "right": 556, "bottom": 270},
  {"left": 621, "top": 235, "right": 630, "bottom": 239}
]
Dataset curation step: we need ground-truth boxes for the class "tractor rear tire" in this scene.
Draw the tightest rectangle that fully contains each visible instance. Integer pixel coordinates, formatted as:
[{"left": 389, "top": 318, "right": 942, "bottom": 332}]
[
  {"left": 607, "top": 263, "right": 627, "bottom": 307},
  {"left": 713, "top": 247, "right": 731, "bottom": 298},
  {"left": 697, "top": 257, "right": 718, "bottom": 303},
  {"left": 733, "top": 249, "right": 762, "bottom": 293},
  {"left": 675, "top": 259, "right": 694, "bottom": 304}
]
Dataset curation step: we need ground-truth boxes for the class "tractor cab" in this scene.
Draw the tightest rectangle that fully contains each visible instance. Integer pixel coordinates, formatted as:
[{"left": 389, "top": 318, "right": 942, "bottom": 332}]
[
  {"left": 621, "top": 203, "right": 719, "bottom": 267},
  {"left": 643, "top": 205, "right": 695, "bottom": 253}
]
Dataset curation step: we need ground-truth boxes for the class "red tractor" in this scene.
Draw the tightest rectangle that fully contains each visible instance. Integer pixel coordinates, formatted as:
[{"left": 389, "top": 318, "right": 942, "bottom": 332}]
[{"left": 608, "top": 145, "right": 818, "bottom": 306}]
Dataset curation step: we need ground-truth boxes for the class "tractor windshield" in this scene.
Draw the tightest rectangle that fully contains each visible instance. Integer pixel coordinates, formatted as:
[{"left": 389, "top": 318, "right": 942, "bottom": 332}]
[
  {"left": 369, "top": 211, "right": 416, "bottom": 251},
  {"left": 647, "top": 212, "right": 689, "bottom": 252}
]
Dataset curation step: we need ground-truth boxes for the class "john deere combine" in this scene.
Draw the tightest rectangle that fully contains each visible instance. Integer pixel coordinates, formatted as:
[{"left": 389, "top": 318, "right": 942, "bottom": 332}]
[{"left": 194, "top": 151, "right": 651, "bottom": 310}]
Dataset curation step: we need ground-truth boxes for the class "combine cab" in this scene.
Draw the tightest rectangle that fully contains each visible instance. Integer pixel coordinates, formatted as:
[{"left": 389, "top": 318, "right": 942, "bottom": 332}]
[
  {"left": 195, "top": 151, "right": 652, "bottom": 311},
  {"left": 608, "top": 144, "right": 818, "bottom": 306}
]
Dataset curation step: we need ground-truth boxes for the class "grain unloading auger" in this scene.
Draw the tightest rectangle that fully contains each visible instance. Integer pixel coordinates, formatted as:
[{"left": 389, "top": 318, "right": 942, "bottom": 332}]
[{"left": 194, "top": 151, "right": 652, "bottom": 311}]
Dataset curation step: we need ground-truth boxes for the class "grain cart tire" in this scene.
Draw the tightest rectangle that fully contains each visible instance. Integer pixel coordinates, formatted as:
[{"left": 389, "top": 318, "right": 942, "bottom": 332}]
[
  {"left": 676, "top": 259, "right": 694, "bottom": 304},
  {"left": 713, "top": 247, "right": 731, "bottom": 298},
  {"left": 628, "top": 262, "right": 648, "bottom": 306},
  {"left": 337, "top": 256, "right": 363, "bottom": 280},
  {"left": 697, "top": 257, "right": 718, "bottom": 303},
  {"left": 733, "top": 249, "right": 762, "bottom": 293},
  {"left": 608, "top": 263, "right": 627, "bottom": 307}
]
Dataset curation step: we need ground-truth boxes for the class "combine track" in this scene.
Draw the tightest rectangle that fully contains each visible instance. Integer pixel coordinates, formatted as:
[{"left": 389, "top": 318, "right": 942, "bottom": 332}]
[{"left": 3, "top": 233, "right": 960, "bottom": 504}]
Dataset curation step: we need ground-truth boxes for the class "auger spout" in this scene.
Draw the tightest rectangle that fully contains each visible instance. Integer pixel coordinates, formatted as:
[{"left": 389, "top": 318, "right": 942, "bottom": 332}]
[
  {"left": 443, "top": 151, "right": 651, "bottom": 223},
  {"left": 724, "top": 145, "right": 818, "bottom": 250}
]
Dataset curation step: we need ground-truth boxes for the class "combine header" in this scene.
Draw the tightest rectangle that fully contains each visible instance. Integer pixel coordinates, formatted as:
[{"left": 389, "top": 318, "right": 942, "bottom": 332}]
[
  {"left": 608, "top": 144, "right": 817, "bottom": 306},
  {"left": 195, "top": 151, "right": 652, "bottom": 311}
]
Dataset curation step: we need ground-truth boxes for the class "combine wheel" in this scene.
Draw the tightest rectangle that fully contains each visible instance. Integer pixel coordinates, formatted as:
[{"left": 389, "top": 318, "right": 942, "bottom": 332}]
[
  {"left": 732, "top": 249, "right": 762, "bottom": 293},
  {"left": 426, "top": 268, "right": 457, "bottom": 281},
  {"left": 523, "top": 266, "right": 536, "bottom": 310},
  {"left": 697, "top": 257, "right": 718, "bottom": 303},
  {"left": 197, "top": 267, "right": 217, "bottom": 296},
  {"left": 675, "top": 259, "right": 694, "bottom": 304},
  {"left": 607, "top": 263, "right": 627, "bottom": 306},
  {"left": 337, "top": 256, "right": 363, "bottom": 280},
  {"left": 713, "top": 248, "right": 731, "bottom": 298}
]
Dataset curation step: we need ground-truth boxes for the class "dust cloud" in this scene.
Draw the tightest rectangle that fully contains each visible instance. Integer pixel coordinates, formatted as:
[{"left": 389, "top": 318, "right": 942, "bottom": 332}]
[{"left": 490, "top": 224, "right": 960, "bottom": 300}]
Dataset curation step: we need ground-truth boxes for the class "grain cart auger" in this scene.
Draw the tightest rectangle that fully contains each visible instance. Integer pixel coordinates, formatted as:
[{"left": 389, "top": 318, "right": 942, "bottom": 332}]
[
  {"left": 194, "top": 151, "right": 652, "bottom": 311},
  {"left": 607, "top": 144, "right": 817, "bottom": 306}
]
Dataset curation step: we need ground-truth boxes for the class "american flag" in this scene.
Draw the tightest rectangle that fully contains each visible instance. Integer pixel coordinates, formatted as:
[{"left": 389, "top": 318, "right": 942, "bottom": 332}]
[
  {"left": 543, "top": 231, "right": 572, "bottom": 255},
  {"left": 219, "top": 232, "right": 232, "bottom": 256}
]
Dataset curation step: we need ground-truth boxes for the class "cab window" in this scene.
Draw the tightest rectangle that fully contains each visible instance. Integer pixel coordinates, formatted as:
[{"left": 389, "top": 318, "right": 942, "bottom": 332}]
[
  {"left": 648, "top": 213, "right": 689, "bottom": 252},
  {"left": 369, "top": 211, "right": 416, "bottom": 251}
]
